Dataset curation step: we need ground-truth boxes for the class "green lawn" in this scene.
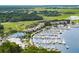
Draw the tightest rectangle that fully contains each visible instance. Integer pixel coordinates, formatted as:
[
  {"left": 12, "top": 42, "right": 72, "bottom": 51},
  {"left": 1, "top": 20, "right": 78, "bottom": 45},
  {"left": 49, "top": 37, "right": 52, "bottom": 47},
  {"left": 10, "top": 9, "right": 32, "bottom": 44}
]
[{"left": 1, "top": 21, "right": 38, "bottom": 33}]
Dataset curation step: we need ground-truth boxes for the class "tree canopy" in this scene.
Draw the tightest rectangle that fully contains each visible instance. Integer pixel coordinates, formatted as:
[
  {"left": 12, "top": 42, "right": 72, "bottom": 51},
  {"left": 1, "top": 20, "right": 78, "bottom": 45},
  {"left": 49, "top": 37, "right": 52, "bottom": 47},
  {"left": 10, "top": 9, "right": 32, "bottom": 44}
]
[{"left": 0, "top": 41, "right": 23, "bottom": 53}]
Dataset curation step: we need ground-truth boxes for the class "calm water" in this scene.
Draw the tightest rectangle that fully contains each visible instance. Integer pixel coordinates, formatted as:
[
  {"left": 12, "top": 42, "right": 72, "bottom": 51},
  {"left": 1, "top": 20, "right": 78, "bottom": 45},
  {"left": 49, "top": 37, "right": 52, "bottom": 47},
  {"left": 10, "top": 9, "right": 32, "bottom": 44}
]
[
  {"left": 61, "top": 28, "right": 79, "bottom": 53},
  {"left": 32, "top": 28, "right": 79, "bottom": 53}
]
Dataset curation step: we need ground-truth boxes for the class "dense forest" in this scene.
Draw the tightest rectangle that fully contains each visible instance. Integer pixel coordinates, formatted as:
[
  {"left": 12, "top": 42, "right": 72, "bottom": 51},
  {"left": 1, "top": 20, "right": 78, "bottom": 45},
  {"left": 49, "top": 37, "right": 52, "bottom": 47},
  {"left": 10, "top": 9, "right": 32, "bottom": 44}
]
[
  {"left": 0, "top": 13, "right": 43, "bottom": 22},
  {"left": 0, "top": 10, "right": 63, "bottom": 22}
]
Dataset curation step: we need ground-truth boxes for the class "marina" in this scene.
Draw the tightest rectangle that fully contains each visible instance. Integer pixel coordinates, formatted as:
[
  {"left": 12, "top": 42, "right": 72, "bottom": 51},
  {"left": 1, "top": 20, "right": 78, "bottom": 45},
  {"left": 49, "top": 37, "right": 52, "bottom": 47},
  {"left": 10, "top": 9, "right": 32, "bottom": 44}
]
[
  {"left": 31, "top": 23, "right": 79, "bottom": 52},
  {"left": 32, "top": 25, "right": 70, "bottom": 51},
  {"left": 0, "top": 19, "right": 78, "bottom": 52},
  {"left": 2, "top": 22, "right": 79, "bottom": 52}
]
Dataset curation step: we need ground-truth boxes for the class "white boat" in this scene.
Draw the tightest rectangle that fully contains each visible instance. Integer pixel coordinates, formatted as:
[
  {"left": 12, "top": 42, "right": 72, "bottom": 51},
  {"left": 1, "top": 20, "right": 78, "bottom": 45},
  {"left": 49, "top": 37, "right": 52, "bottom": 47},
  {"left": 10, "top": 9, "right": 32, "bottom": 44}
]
[
  {"left": 66, "top": 45, "right": 69, "bottom": 49},
  {"left": 62, "top": 39, "right": 66, "bottom": 45}
]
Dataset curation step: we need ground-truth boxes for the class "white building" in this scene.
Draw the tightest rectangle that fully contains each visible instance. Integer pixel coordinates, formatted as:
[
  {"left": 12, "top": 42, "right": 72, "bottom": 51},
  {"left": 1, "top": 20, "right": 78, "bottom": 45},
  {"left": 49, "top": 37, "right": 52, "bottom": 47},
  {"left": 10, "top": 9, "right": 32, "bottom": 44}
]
[
  {"left": 68, "top": 16, "right": 79, "bottom": 24},
  {"left": 68, "top": 16, "right": 79, "bottom": 20}
]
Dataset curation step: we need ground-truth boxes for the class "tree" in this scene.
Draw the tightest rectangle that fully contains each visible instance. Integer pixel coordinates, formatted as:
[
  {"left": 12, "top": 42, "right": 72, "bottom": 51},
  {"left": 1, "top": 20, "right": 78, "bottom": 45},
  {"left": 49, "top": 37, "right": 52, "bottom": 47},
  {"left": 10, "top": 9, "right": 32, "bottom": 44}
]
[
  {"left": 0, "top": 23, "right": 4, "bottom": 37},
  {"left": 0, "top": 23, "right": 4, "bottom": 29},
  {"left": 0, "top": 41, "right": 23, "bottom": 53}
]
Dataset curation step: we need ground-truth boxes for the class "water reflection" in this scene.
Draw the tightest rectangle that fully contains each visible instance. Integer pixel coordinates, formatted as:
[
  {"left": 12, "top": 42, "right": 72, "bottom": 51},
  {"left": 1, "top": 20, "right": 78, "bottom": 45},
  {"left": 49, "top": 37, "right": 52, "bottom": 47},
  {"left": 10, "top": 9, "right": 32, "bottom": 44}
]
[{"left": 61, "top": 28, "right": 79, "bottom": 53}]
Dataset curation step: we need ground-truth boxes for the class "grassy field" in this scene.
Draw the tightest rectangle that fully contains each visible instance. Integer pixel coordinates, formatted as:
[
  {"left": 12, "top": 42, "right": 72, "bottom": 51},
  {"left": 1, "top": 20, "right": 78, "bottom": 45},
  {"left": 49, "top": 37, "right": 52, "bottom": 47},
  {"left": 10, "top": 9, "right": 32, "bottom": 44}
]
[{"left": 1, "top": 21, "right": 38, "bottom": 33}]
